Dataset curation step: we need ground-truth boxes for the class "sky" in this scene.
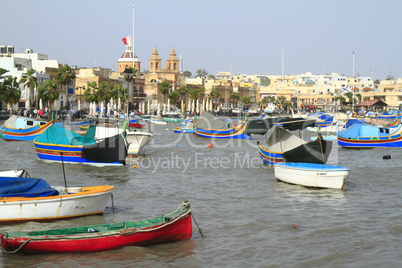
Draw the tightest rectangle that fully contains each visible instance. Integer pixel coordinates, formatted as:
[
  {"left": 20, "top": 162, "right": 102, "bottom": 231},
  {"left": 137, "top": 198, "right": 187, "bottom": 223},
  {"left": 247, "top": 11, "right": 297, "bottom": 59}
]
[{"left": 1, "top": 0, "right": 401, "bottom": 80}]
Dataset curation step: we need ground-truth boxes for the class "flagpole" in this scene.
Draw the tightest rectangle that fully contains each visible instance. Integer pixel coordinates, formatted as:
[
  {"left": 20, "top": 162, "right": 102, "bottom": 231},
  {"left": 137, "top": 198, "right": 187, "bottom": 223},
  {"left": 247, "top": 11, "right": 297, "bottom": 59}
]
[
  {"left": 132, "top": 5, "right": 135, "bottom": 69},
  {"left": 352, "top": 51, "right": 355, "bottom": 114}
]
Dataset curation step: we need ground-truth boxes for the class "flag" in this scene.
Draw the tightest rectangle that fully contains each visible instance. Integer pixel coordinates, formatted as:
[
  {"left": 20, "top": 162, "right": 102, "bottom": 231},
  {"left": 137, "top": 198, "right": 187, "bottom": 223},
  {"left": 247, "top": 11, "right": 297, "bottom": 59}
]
[
  {"left": 122, "top": 36, "right": 131, "bottom": 46},
  {"left": 342, "top": 85, "right": 350, "bottom": 93}
]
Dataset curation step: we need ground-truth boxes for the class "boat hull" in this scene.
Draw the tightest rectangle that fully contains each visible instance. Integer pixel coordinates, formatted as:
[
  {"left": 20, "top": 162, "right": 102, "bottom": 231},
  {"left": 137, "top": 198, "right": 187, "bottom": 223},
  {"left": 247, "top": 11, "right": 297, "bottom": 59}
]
[
  {"left": 194, "top": 124, "right": 249, "bottom": 139},
  {"left": 0, "top": 185, "right": 114, "bottom": 223},
  {"left": 0, "top": 209, "right": 192, "bottom": 254},
  {"left": 125, "top": 131, "right": 153, "bottom": 156},
  {"left": 96, "top": 126, "right": 153, "bottom": 156},
  {"left": 0, "top": 120, "right": 55, "bottom": 141},
  {"left": 274, "top": 162, "right": 350, "bottom": 189},
  {"left": 257, "top": 142, "right": 284, "bottom": 165},
  {"left": 337, "top": 124, "right": 402, "bottom": 148}
]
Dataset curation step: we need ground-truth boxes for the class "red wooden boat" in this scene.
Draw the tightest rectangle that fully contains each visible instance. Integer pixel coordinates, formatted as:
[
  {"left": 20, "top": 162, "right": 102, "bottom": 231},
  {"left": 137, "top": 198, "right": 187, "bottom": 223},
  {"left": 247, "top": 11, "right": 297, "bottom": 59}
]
[
  {"left": 129, "top": 123, "right": 144, "bottom": 129},
  {"left": 0, "top": 201, "right": 192, "bottom": 254}
]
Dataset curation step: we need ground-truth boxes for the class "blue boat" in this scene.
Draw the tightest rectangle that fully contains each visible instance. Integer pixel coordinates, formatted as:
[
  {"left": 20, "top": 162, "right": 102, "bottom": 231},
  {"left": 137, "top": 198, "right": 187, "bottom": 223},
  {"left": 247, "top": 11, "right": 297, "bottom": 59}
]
[
  {"left": 0, "top": 115, "right": 60, "bottom": 141},
  {"left": 193, "top": 111, "right": 249, "bottom": 139},
  {"left": 337, "top": 122, "right": 402, "bottom": 148},
  {"left": 257, "top": 119, "right": 332, "bottom": 165},
  {"left": 33, "top": 124, "right": 127, "bottom": 166}
]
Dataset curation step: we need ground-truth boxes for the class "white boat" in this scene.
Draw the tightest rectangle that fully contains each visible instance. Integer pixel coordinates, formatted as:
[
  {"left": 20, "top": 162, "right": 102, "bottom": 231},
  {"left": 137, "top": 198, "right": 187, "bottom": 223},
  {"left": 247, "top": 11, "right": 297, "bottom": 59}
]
[
  {"left": 150, "top": 118, "right": 167, "bottom": 125},
  {"left": 0, "top": 176, "right": 114, "bottom": 223},
  {"left": 125, "top": 130, "right": 154, "bottom": 156},
  {"left": 274, "top": 162, "right": 350, "bottom": 189},
  {"left": 0, "top": 169, "right": 29, "bottom": 177},
  {"left": 95, "top": 125, "right": 153, "bottom": 157}
]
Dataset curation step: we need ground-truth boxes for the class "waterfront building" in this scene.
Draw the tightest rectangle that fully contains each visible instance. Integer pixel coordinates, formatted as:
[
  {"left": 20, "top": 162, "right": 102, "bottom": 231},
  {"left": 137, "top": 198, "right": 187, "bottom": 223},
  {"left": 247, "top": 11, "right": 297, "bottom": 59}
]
[{"left": 0, "top": 46, "right": 58, "bottom": 111}]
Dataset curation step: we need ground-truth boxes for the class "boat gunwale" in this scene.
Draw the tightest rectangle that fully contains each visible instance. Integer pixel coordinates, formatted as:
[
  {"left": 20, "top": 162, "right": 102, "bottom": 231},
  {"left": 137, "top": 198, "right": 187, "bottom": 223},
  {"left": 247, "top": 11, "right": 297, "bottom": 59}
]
[{"left": 0, "top": 185, "right": 114, "bottom": 202}]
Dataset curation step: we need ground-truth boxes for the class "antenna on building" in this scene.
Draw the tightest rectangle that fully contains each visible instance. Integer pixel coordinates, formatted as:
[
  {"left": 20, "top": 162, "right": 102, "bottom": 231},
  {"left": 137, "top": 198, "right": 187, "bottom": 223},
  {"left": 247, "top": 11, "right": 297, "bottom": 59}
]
[
  {"left": 132, "top": 5, "right": 135, "bottom": 69},
  {"left": 180, "top": 53, "right": 183, "bottom": 74}
]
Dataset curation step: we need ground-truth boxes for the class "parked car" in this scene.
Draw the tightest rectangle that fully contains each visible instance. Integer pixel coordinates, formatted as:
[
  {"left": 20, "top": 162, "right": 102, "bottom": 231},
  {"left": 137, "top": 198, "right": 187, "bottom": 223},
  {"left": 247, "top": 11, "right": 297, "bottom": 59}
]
[
  {"left": 0, "top": 110, "right": 10, "bottom": 120},
  {"left": 72, "top": 109, "right": 88, "bottom": 119}
]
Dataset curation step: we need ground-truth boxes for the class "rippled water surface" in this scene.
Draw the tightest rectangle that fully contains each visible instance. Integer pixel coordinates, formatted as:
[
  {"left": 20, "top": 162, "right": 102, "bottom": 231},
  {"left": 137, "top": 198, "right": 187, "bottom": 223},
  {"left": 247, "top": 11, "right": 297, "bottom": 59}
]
[{"left": 1, "top": 121, "right": 402, "bottom": 267}]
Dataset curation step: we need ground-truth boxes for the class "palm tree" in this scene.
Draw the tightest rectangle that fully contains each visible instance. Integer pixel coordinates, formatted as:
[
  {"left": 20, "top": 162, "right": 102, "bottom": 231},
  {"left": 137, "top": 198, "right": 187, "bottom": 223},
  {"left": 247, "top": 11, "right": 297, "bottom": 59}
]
[
  {"left": 168, "top": 91, "right": 181, "bottom": 107},
  {"left": 19, "top": 69, "right": 38, "bottom": 110},
  {"left": 38, "top": 79, "right": 59, "bottom": 117},
  {"left": 355, "top": 93, "right": 362, "bottom": 104},
  {"left": 344, "top": 92, "right": 354, "bottom": 104},
  {"left": 332, "top": 95, "right": 345, "bottom": 111},
  {"left": 84, "top": 81, "right": 99, "bottom": 104},
  {"left": 0, "top": 75, "right": 21, "bottom": 115},
  {"left": 158, "top": 81, "right": 171, "bottom": 103},
  {"left": 239, "top": 96, "right": 251, "bottom": 106},
  {"left": 209, "top": 89, "right": 220, "bottom": 110},
  {"left": 276, "top": 96, "right": 288, "bottom": 112},
  {"left": 113, "top": 84, "right": 126, "bottom": 112},
  {"left": 56, "top": 64, "right": 76, "bottom": 110},
  {"left": 230, "top": 92, "right": 240, "bottom": 106},
  {"left": 0, "top": 68, "right": 9, "bottom": 78}
]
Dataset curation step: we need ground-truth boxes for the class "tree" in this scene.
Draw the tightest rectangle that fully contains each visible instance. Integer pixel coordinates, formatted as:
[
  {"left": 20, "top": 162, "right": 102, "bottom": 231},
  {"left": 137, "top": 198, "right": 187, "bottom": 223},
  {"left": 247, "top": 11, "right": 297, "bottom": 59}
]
[
  {"left": 182, "top": 71, "right": 192, "bottom": 77},
  {"left": 209, "top": 89, "right": 221, "bottom": 109},
  {"left": 113, "top": 84, "right": 127, "bottom": 111},
  {"left": 239, "top": 96, "right": 252, "bottom": 107},
  {"left": 84, "top": 81, "right": 99, "bottom": 104},
  {"left": 196, "top": 68, "right": 208, "bottom": 78},
  {"left": 37, "top": 79, "right": 58, "bottom": 114},
  {"left": 97, "top": 81, "right": 113, "bottom": 104},
  {"left": 188, "top": 87, "right": 205, "bottom": 100},
  {"left": 0, "top": 75, "right": 21, "bottom": 115},
  {"left": 56, "top": 64, "right": 76, "bottom": 110},
  {"left": 168, "top": 91, "right": 181, "bottom": 106},
  {"left": 344, "top": 92, "right": 354, "bottom": 104},
  {"left": 275, "top": 96, "right": 287, "bottom": 111},
  {"left": 158, "top": 81, "right": 171, "bottom": 103},
  {"left": 332, "top": 95, "right": 345, "bottom": 111},
  {"left": 19, "top": 69, "right": 38, "bottom": 110},
  {"left": 0, "top": 68, "right": 9, "bottom": 78},
  {"left": 355, "top": 93, "right": 362, "bottom": 104},
  {"left": 230, "top": 92, "right": 240, "bottom": 107}
]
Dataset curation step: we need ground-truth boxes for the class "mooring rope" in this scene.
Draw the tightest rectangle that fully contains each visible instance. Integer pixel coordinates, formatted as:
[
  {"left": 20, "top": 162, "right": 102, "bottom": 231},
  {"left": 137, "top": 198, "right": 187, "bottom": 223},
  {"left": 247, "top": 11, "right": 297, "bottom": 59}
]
[
  {"left": 190, "top": 213, "right": 205, "bottom": 239},
  {"left": 1, "top": 238, "right": 32, "bottom": 254}
]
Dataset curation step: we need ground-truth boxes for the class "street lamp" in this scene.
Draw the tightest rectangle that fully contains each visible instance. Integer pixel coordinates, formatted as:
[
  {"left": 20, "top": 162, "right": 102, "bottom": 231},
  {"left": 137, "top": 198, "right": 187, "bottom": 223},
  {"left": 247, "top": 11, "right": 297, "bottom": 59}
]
[
  {"left": 122, "top": 68, "right": 134, "bottom": 115},
  {"left": 76, "top": 86, "right": 85, "bottom": 119}
]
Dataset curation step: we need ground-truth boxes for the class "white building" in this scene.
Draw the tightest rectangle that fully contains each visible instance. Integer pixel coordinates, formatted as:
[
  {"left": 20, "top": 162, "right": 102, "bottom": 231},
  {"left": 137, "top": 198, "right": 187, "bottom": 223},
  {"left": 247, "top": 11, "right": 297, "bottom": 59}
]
[{"left": 0, "top": 46, "right": 59, "bottom": 110}]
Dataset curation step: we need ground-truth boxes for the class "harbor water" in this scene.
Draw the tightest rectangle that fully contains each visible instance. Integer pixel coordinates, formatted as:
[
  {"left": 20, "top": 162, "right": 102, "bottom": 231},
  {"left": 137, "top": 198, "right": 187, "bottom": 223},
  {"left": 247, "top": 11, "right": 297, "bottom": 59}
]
[{"left": 0, "top": 121, "right": 401, "bottom": 267}]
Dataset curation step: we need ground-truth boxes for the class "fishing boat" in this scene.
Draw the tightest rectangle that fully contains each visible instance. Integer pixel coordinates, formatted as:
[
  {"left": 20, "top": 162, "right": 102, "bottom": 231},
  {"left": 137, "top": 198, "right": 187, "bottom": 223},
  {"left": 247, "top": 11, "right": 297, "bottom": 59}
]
[
  {"left": 274, "top": 162, "right": 350, "bottom": 189},
  {"left": 33, "top": 124, "right": 127, "bottom": 166},
  {"left": 314, "top": 114, "right": 334, "bottom": 127},
  {"left": 95, "top": 124, "right": 153, "bottom": 157},
  {"left": 150, "top": 118, "right": 167, "bottom": 125},
  {"left": 257, "top": 119, "right": 332, "bottom": 165},
  {"left": 0, "top": 176, "right": 114, "bottom": 223},
  {"left": 337, "top": 122, "right": 402, "bottom": 148},
  {"left": 0, "top": 201, "right": 192, "bottom": 254},
  {"left": 0, "top": 169, "right": 29, "bottom": 178},
  {"left": 0, "top": 115, "right": 59, "bottom": 141},
  {"left": 193, "top": 111, "right": 249, "bottom": 139},
  {"left": 163, "top": 117, "right": 184, "bottom": 123}
]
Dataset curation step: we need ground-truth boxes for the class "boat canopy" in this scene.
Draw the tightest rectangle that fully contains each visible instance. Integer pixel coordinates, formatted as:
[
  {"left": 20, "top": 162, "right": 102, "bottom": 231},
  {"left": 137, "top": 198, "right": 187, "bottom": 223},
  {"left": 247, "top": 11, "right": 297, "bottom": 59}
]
[
  {"left": 274, "top": 119, "right": 315, "bottom": 131},
  {"left": 35, "top": 124, "right": 97, "bottom": 145},
  {"left": 193, "top": 111, "right": 230, "bottom": 129},
  {"left": 338, "top": 124, "right": 383, "bottom": 138},
  {"left": 317, "top": 114, "right": 334, "bottom": 121},
  {"left": 1, "top": 115, "right": 47, "bottom": 129},
  {"left": 345, "top": 119, "right": 366, "bottom": 128},
  {"left": 0, "top": 177, "right": 59, "bottom": 197}
]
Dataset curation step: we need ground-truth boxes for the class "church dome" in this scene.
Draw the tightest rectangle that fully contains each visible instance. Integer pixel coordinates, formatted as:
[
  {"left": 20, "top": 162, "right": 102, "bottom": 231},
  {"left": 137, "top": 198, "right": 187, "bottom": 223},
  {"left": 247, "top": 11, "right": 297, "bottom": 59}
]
[{"left": 118, "top": 51, "right": 140, "bottom": 63}]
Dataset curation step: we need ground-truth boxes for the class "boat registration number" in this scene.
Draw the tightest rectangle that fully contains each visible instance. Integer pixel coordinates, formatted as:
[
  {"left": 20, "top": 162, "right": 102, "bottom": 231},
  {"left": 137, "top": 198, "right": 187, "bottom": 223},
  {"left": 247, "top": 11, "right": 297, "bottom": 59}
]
[{"left": 317, "top": 173, "right": 327, "bottom": 175}]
